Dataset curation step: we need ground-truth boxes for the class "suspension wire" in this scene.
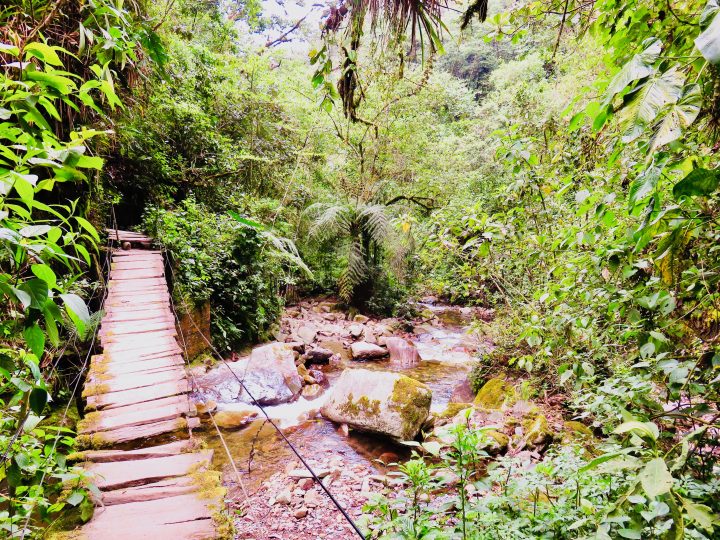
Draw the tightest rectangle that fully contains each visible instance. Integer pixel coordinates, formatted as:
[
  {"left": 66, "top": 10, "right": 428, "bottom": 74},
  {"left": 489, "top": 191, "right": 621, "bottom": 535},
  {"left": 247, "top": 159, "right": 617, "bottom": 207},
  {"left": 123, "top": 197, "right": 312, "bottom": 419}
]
[
  {"left": 162, "top": 250, "right": 366, "bottom": 540},
  {"left": 167, "top": 280, "right": 250, "bottom": 502},
  {"left": 18, "top": 234, "right": 112, "bottom": 540}
]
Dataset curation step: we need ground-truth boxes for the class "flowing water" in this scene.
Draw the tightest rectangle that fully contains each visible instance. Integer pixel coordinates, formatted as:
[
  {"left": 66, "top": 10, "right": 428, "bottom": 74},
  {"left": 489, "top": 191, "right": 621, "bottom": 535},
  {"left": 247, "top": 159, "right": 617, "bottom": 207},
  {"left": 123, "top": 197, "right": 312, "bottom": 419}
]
[{"left": 197, "top": 305, "right": 485, "bottom": 492}]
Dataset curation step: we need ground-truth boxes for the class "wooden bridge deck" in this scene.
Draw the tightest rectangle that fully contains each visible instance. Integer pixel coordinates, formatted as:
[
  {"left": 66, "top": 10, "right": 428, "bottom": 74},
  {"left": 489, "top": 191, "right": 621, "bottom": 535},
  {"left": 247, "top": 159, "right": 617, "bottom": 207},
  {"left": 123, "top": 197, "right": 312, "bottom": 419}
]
[{"left": 73, "top": 232, "right": 221, "bottom": 539}]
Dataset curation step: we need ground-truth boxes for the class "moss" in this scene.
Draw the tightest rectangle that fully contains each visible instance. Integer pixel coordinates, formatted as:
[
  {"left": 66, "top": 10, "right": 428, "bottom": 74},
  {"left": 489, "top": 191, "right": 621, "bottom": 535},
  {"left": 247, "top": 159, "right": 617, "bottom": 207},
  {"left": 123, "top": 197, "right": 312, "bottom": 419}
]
[
  {"left": 388, "top": 376, "right": 432, "bottom": 439},
  {"left": 81, "top": 383, "right": 110, "bottom": 398},
  {"left": 564, "top": 420, "right": 594, "bottom": 437},
  {"left": 76, "top": 432, "right": 111, "bottom": 450},
  {"left": 483, "top": 430, "right": 510, "bottom": 454},
  {"left": 339, "top": 393, "right": 381, "bottom": 417},
  {"left": 75, "top": 411, "right": 101, "bottom": 434},
  {"left": 437, "top": 402, "right": 473, "bottom": 420},
  {"left": 473, "top": 377, "right": 514, "bottom": 409},
  {"left": 522, "top": 414, "right": 552, "bottom": 446}
]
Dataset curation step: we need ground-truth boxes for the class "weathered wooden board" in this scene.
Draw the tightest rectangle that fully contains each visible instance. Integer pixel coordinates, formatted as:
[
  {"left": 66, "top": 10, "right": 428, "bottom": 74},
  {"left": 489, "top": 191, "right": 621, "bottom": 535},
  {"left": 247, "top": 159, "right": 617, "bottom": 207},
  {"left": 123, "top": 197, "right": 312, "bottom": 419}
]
[
  {"left": 84, "top": 379, "right": 189, "bottom": 411},
  {"left": 78, "top": 440, "right": 195, "bottom": 463},
  {"left": 101, "top": 476, "right": 199, "bottom": 505},
  {"left": 78, "top": 416, "right": 199, "bottom": 446},
  {"left": 79, "top": 396, "right": 192, "bottom": 434}
]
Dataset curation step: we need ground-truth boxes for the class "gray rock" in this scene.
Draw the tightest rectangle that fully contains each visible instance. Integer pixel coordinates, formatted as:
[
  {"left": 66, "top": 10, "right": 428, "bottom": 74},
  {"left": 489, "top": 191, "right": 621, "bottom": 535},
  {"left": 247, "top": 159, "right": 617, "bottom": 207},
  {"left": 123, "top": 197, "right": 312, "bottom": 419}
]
[
  {"left": 304, "top": 347, "right": 333, "bottom": 364},
  {"left": 321, "top": 368, "right": 432, "bottom": 441},
  {"left": 198, "top": 342, "right": 302, "bottom": 405},
  {"left": 296, "top": 324, "right": 318, "bottom": 344}
]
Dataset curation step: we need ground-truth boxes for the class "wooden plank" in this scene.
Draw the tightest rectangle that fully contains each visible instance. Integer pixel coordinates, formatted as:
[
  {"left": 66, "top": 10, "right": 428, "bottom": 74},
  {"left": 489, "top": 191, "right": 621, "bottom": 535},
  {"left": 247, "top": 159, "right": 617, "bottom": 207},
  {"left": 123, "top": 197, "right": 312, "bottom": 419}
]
[
  {"left": 86, "top": 451, "right": 213, "bottom": 490},
  {"left": 102, "top": 348, "right": 183, "bottom": 365},
  {"left": 101, "top": 476, "right": 198, "bottom": 505},
  {"left": 79, "top": 494, "right": 217, "bottom": 540},
  {"left": 90, "top": 355, "right": 184, "bottom": 376},
  {"left": 78, "top": 416, "right": 198, "bottom": 447},
  {"left": 79, "top": 396, "right": 192, "bottom": 434},
  {"left": 85, "top": 380, "right": 189, "bottom": 411},
  {"left": 78, "top": 440, "right": 194, "bottom": 462},
  {"left": 84, "top": 369, "right": 185, "bottom": 396}
]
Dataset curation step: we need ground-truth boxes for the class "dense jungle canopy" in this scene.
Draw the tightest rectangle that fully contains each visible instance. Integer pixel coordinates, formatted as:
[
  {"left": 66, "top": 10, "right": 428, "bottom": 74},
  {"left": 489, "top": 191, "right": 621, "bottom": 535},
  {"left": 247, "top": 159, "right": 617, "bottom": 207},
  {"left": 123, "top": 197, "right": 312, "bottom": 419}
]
[{"left": 2, "top": 0, "right": 720, "bottom": 538}]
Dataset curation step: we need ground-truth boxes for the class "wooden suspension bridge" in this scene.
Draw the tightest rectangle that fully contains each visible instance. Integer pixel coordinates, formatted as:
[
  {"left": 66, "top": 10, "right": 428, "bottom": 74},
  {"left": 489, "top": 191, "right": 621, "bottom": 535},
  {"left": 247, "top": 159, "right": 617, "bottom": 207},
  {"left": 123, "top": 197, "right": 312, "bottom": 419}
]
[{"left": 68, "top": 229, "right": 223, "bottom": 539}]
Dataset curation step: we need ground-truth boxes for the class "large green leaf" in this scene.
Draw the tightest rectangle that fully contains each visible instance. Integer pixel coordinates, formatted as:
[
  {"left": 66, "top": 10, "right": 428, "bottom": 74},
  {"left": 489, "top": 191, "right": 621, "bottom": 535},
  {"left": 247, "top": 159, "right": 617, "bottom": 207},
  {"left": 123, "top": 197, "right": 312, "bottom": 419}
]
[
  {"left": 60, "top": 293, "right": 91, "bottom": 334},
  {"left": 620, "top": 68, "right": 684, "bottom": 143},
  {"left": 638, "top": 457, "right": 674, "bottom": 498},
  {"left": 628, "top": 159, "right": 665, "bottom": 208},
  {"left": 604, "top": 38, "right": 661, "bottom": 103},
  {"left": 29, "top": 388, "right": 48, "bottom": 416},
  {"left": 672, "top": 168, "right": 720, "bottom": 199},
  {"left": 696, "top": 11, "right": 720, "bottom": 64},
  {"left": 23, "top": 323, "right": 45, "bottom": 358},
  {"left": 649, "top": 84, "right": 702, "bottom": 153}
]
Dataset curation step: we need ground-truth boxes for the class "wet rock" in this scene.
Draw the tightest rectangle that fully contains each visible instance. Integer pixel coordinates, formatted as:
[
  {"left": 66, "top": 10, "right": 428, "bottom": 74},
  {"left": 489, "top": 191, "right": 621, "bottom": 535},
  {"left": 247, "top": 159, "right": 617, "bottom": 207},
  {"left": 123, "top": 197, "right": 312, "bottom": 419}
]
[
  {"left": 377, "top": 452, "right": 399, "bottom": 464},
  {"left": 213, "top": 409, "right": 258, "bottom": 429},
  {"left": 196, "top": 400, "right": 217, "bottom": 415},
  {"left": 304, "top": 347, "right": 333, "bottom": 364},
  {"left": 338, "top": 423, "right": 349, "bottom": 437},
  {"left": 285, "top": 341, "right": 305, "bottom": 353},
  {"left": 350, "top": 342, "right": 388, "bottom": 360},
  {"left": 353, "top": 314, "right": 370, "bottom": 324},
  {"left": 321, "top": 368, "right": 432, "bottom": 441},
  {"left": 319, "top": 339, "right": 351, "bottom": 361},
  {"left": 483, "top": 430, "right": 510, "bottom": 454},
  {"left": 450, "top": 379, "right": 476, "bottom": 403},
  {"left": 384, "top": 337, "right": 421, "bottom": 366},
  {"left": 296, "top": 324, "right": 318, "bottom": 344},
  {"left": 474, "top": 377, "right": 514, "bottom": 409},
  {"left": 199, "top": 343, "right": 302, "bottom": 405},
  {"left": 302, "top": 384, "right": 324, "bottom": 400}
]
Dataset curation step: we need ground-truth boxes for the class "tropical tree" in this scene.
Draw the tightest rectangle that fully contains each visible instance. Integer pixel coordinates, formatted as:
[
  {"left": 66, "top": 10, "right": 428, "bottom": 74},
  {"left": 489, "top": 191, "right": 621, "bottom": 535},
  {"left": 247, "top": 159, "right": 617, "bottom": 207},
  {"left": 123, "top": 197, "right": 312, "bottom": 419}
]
[{"left": 305, "top": 199, "right": 395, "bottom": 306}]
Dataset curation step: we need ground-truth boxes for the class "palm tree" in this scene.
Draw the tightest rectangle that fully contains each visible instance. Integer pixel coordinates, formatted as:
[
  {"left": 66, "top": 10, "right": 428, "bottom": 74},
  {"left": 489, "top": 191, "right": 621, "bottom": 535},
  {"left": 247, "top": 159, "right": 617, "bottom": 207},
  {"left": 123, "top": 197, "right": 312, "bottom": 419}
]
[{"left": 304, "top": 200, "right": 394, "bottom": 305}]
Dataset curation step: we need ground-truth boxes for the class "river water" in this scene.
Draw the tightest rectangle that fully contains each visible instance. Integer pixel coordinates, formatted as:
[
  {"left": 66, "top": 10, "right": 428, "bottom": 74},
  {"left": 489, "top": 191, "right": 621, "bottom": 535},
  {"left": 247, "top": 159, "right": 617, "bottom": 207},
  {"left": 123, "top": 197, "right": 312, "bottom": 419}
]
[{"left": 196, "top": 305, "right": 485, "bottom": 492}]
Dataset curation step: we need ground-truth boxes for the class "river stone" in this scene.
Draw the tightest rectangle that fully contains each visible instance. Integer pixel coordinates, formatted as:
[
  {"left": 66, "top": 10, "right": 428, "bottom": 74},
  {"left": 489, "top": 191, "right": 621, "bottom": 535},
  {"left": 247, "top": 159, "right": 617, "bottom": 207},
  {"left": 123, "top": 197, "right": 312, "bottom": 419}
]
[
  {"left": 353, "top": 314, "right": 370, "bottom": 323},
  {"left": 213, "top": 409, "right": 258, "bottom": 429},
  {"left": 349, "top": 324, "right": 364, "bottom": 338},
  {"left": 385, "top": 337, "right": 421, "bottom": 366},
  {"left": 350, "top": 342, "right": 388, "bottom": 360},
  {"left": 320, "top": 368, "right": 432, "bottom": 441},
  {"left": 302, "top": 384, "right": 324, "bottom": 400},
  {"left": 199, "top": 343, "right": 302, "bottom": 405},
  {"left": 304, "top": 347, "right": 333, "bottom": 364},
  {"left": 296, "top": 324, "right": 318, "bottom": 344}
]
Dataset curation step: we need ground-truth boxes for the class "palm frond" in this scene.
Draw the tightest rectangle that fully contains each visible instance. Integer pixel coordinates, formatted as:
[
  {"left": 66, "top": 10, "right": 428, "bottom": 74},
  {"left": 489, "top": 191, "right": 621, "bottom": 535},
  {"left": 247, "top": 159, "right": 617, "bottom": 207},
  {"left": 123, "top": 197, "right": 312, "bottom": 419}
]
[
  {"left": 262, "top": 232, "right": 313, "bottom": 278},
  {"left": 359, "top": 203, "right": 390, "bottom": 245},
  {"left": 339, "top": 237, "right": 367, "bottom": 302},
  {"left": 305, "top": 202, "right": 352, "bottom": 239}
]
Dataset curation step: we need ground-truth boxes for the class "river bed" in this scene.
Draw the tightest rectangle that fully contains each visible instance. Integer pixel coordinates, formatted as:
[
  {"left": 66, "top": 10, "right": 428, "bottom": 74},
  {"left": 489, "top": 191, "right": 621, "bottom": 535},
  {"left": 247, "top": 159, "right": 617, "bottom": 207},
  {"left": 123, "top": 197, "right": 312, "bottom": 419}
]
[{"left": 194, "top": 302, "right": 487, "bottom": 493}]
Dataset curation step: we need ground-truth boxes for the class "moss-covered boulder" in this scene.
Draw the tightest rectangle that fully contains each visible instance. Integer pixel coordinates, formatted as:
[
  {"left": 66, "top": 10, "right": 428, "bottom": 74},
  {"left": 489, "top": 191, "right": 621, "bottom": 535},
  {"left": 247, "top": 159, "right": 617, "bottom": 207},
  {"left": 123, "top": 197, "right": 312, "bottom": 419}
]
[
  {"left": 523, "top": 413, "right": 553, "bottom": 446},
  {"left": 321, "top": 368, "right": 432, "bottom": 441},
  {"left": 473, "top": 377, "right": 515, "bottom": 409}
]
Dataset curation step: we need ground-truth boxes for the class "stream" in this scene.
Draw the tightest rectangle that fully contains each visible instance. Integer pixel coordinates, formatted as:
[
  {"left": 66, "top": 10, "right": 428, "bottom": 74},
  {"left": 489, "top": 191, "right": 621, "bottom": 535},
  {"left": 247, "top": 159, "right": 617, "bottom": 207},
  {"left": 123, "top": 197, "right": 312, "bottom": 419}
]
[{"left": 193, "top": 301, "right": 487, "bottom": 493}]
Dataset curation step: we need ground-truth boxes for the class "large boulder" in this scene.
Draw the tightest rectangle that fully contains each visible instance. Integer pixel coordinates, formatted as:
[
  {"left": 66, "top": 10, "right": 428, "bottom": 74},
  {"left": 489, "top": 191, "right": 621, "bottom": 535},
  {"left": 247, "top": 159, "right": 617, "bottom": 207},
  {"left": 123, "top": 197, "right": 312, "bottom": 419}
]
[
  {"left": 199, "top": 343, "right": 302, "bottom": 405},
  {"left": 384, "top": 337, "right": 421, "bottom": 366},
  {"left": 321, "top": 369, "right": 432, "bottom": 441},
  {"left": 296, "top": 324, "right": 318, "bottom": 344},
  {"left": 350, "top": 342, "right": 388, "bottom": 361}
]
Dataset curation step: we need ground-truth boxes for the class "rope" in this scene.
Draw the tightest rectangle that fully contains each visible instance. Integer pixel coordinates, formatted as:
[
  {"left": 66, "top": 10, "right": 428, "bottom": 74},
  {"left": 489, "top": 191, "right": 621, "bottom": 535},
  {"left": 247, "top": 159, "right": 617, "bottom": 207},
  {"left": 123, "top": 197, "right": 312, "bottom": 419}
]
[
  {"left": 167, "top": 278, "right": 250, "bottom": 502},
  {"left": 162, "top": 250, "right": 366, "bottom": 539}
]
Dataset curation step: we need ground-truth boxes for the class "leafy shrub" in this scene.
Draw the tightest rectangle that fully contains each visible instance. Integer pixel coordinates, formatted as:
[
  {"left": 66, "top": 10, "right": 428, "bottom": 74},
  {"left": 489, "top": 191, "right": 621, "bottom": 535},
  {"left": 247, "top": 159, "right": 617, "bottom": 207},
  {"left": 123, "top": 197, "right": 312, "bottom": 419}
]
[{"left": 144, "top": 198, "right": 306, "bottom": 350}]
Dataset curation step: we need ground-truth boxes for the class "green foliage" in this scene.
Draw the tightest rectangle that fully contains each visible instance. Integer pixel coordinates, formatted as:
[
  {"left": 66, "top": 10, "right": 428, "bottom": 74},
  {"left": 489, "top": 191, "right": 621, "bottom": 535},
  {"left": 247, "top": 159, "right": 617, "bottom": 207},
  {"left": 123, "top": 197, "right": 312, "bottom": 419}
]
[{"left": 144, "top": 198, "right": 305, "bottom": 350}]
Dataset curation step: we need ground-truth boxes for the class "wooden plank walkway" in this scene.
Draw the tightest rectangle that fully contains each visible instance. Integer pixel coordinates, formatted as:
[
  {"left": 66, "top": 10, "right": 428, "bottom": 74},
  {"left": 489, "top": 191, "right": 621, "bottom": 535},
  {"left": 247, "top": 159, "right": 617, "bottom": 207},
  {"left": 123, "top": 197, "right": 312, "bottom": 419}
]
[{"left": 72, "top": 233, "right": 222, "bottom": 539}]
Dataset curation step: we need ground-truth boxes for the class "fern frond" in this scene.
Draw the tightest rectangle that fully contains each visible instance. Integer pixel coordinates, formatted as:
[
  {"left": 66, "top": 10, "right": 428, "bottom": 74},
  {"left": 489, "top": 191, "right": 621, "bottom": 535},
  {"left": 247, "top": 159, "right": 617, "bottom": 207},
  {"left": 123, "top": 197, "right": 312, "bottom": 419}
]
[
  {"left": 305, "top": 203, "right": 352, "bottom": 239},
  {"left": 359, "top": 204, "right": 390, "bottom": 245}
]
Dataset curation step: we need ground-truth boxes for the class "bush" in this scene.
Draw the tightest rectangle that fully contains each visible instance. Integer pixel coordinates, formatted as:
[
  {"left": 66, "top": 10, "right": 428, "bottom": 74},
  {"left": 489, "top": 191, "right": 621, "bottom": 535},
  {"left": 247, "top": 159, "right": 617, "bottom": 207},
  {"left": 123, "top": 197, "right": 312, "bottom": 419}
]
[{"left": 144, "top": 198, "right": 289, "bottom": 350}]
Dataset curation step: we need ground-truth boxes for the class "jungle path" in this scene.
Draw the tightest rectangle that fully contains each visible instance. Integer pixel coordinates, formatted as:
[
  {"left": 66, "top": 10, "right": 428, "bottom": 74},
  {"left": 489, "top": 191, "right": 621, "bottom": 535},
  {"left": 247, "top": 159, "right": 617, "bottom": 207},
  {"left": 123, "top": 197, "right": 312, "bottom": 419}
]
[{"left": 73, "top": 231, "right": 221, "bottom": 540}]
